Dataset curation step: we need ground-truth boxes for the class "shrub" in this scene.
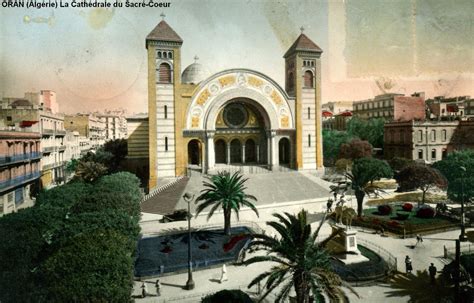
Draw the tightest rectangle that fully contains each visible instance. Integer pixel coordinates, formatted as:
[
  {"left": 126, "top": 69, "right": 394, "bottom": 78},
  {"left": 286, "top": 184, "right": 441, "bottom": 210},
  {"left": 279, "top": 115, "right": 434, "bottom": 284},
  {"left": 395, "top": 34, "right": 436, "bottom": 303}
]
[
  {"left": 396, "top": 212, "right": 410, "bottom": 220},
  {"left": 201, "top": 289, "right": 253, "bottom": 303},
  {"left": 402, "top": 203, "right": 414, "bottom": 212},
  {"left": 417, "top": 206, "right": 436, "bottom": 218},
  {"left": 377, "top": 204, "right": 392, "bottom": 216}
]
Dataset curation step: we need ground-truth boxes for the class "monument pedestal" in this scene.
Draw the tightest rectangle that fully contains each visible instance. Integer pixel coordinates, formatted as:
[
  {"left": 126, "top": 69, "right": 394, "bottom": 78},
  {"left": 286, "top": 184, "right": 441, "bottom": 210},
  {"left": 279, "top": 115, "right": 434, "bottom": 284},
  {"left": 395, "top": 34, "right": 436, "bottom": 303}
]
[{"left": 338, "top": 229, "right": 368, "bottom": 264}]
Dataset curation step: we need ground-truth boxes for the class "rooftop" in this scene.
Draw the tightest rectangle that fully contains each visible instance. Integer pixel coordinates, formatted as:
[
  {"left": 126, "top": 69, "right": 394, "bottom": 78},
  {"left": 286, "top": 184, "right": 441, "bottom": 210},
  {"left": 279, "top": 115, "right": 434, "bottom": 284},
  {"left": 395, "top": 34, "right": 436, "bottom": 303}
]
[
  {"left": 146, "top": 20, "right": 183, "bottom": 45},
  {"left": 284, "top": 33, "right": 323, "bottom": 58}
]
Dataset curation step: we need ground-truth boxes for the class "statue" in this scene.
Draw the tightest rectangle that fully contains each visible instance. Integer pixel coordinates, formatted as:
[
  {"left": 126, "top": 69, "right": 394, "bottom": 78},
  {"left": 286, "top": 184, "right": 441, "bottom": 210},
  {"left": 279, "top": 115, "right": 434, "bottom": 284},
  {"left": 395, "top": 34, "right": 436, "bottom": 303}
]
[{"left": 333, "top": 205, "right": 356, "bottom": 229}]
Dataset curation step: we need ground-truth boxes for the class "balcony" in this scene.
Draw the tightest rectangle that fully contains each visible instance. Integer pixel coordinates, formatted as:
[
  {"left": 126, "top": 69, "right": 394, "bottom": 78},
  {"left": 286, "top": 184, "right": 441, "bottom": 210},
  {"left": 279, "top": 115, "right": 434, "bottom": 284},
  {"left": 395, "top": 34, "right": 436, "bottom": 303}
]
[
  {"left": 0, "top": 152, "right": 42, "bottom": 167},
  {"left": 42, "top": 161, "right": 66, "bottom": 171},
  {"left": 0, "top": 171, "right": 40, "bottom": 193},
  {"left": 58, "top": 145, "right": 66, "bottom": 151},
  {"left": 42, "top": 146, "right": 55, "bottom": 153},
  {"left": 56, "top": 130, "right": 67, "bottom": 136},
  {"left": 42, "top": 128, "right": 54, "bottom": 136}
]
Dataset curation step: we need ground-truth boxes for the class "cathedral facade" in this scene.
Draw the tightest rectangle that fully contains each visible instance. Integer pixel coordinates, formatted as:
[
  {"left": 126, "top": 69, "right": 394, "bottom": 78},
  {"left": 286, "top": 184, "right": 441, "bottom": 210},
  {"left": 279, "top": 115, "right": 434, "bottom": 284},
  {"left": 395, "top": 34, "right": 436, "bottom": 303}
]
[{"left": 146, "top": 20, "right": 324, "bottom": 189}]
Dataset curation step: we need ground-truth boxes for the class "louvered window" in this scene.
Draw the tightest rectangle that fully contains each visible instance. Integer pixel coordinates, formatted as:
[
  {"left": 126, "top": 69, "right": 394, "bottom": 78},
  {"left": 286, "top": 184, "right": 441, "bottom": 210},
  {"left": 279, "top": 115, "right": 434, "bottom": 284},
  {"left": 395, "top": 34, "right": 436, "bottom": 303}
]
[
  {"left": 304, "top": 71, "right": 314, "bottom": 88},
  {"left": 158, "top": 63, "right": 171, "bottom": 83}
]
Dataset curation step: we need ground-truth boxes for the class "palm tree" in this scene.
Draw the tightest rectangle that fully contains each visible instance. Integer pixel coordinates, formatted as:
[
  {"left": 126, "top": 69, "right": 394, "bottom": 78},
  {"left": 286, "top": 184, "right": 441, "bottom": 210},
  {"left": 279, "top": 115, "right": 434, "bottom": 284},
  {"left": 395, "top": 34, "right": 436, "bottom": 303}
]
[
  {"left": 241, "top": 210, "right": 356, "bottom": 303},
  {"left": 346, "top": 157, "right": 392, "bottom": 217},
  {"left": 196, "top": 171, "right": 258, "bottom": 235},
  {"left": 74, "top": 160, "right": 108, "bottom": 183}
]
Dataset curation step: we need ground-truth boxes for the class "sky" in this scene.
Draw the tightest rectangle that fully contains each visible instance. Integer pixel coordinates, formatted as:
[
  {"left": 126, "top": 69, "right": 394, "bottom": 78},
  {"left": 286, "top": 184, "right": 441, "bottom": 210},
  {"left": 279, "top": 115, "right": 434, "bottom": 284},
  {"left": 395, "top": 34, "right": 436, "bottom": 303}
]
[{"left": 1, "top": 0, "right": 473, "bottom": 115}]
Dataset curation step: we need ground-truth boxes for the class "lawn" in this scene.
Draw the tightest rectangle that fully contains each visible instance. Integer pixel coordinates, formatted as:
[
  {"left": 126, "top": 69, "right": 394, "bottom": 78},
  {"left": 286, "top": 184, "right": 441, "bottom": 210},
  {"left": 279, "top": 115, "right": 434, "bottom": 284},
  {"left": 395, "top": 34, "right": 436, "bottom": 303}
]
[
  {"left": 367, "top": 192, "right": 447, "bottom": 206},
  {"left": 350, "top": 205, "right": 457, "bottom": 235}
]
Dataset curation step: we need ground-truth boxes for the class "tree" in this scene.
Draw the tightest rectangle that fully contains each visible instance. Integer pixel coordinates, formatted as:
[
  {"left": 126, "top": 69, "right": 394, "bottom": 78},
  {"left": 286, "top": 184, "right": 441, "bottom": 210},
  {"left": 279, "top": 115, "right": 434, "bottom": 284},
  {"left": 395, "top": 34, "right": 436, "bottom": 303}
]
[
  {"left": 346, "top": 158, "right": 393, "bottom": 217},
  {"left": 36, "top": 230, "right": 134, "bottom": 302},
  {"left": 74, "top": 160, "right": 108, "bottom": 183},
  {"left": 433, "top": 150, "right": 474, "bottom": 203},
  {"left": 322, "top": 130, "right": 353, "bottom": 166},
  {"left": 388, "top": 157, "right": 415, "bottom": 174},
  {"left": 196, "top": 171, "right": 258, "bottom": 235},
  {"left": 335, "top": 158, "right": 352, "bottom": 174},
  {"left": 346, "top": 117, "right": 385, "bottom": 148},
  {"left": 396, "top": 164, "right": 447, "bottom": 205},
  {"left": 242, "top": 210, "right": 354, "bottom": 303},
  {"left": 338, "top": 139, "right": 373, "bottom": 160},
  {"left": 103, "top": 138, "right": 128, "bottom": 172},
  {"left": 202, "top": 289, "right": 253, "bottom": 303}
]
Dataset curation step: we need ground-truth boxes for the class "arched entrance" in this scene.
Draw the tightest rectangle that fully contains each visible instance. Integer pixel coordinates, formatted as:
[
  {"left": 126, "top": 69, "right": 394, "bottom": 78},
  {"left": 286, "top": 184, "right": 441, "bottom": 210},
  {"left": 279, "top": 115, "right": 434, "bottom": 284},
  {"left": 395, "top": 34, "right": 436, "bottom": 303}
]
[
  {"left": 279, "top": 138, "right": 290, "bottom": 165},
  {"left": 187, "top": 140, "right": 201, "bottom": 166},
  {"left": 230, "top": 139, "right": 242, "bottom": 163},
  {"left": 245, "top": 139, "right": 256, "bottom": 163},
  {"left": 215, "top": 139, "right": 227, "bottom": 164}
]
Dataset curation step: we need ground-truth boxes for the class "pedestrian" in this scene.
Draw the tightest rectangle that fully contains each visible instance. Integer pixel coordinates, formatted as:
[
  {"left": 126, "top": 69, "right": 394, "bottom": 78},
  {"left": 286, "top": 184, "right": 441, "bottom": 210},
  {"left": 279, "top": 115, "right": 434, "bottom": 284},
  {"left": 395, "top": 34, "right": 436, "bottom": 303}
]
[
  {"left": 405, "top": 256, "right": 413, "bottom": 274},
  {"left": 338, "top": 194, "right": 347, "bottom": 207},
  {"left": 326, "top": 198, "right": 334, "bottom": 213},
  {"left": 429, "top": 263, "right": 437, "bottom": 284},
  {"left": 415, "top": 234, "right": 423, "bottom": 247},
  {"left": 141, "top": 282, "right": 148, "bottom": 298},
  {"left": 219, "top": 264, "right": 228, "bottom": 283},
  {"left": 155, "top": 279, "right": 161, "bottom": 296}
]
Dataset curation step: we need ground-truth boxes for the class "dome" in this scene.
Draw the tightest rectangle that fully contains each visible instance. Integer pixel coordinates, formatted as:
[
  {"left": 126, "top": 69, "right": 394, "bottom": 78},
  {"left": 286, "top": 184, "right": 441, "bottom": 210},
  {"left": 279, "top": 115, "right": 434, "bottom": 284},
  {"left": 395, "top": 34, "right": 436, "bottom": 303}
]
[{"left": 181, "top": 61, "right": 209, "bottom": 85}]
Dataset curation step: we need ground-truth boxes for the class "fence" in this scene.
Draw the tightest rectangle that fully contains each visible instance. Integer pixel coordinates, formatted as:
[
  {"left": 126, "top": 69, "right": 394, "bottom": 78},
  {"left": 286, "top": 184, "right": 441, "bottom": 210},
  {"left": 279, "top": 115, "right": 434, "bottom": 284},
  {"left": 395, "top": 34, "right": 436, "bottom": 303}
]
[{"left": 445, "top": 242, "right": 474, "bottom": 260}]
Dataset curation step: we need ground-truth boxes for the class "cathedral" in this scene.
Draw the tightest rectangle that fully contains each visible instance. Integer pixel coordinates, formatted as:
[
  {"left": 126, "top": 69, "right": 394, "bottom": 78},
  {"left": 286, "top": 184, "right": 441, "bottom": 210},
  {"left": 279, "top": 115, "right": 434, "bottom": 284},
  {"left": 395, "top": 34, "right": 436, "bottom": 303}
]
[{"left": 146, "top": 19, "right": 324, "bottom": 189}]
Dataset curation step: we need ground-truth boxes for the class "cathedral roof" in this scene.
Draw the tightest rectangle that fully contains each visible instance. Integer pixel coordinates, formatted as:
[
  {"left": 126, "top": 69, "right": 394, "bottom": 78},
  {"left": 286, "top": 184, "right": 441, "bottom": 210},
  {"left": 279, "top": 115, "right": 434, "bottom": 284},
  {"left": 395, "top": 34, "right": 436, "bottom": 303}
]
[
  {"left": 284, "top": 34, "right": 323, "bottom": 58},
  {"left": 146, "top": 20, "right": 183, "bottom": 44},
  {"left": 182, "top": 62, "right": 209, "bottom": 85}
]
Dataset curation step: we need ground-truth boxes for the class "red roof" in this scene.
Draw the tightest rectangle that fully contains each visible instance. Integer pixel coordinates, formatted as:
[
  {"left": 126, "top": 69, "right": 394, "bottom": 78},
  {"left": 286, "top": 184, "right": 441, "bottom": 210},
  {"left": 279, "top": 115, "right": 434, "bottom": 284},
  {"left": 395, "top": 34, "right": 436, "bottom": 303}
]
[
  {"left": 338, "top": 111, "right": 353, "bottom": 117},
  {"left": 20, "top": 121, "right": 38, "bottom": 127},
  {"left": 322, "top": 110, "right": 333, "bottom": 117},
  {"left": 146, "top": 20, "right": 183, "bottom": 44},
  {"left": 284, "top": 34, "right": 323, "bottom": 58}
]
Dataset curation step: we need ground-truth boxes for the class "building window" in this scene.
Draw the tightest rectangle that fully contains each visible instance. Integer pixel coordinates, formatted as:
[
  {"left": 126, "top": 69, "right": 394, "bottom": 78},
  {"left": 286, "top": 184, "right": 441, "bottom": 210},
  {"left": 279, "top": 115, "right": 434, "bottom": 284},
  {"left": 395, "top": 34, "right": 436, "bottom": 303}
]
[
  {"left": 157, "top": 51, "right": 162, "bottom": 58},
  {"left": 442, "top": 149, "right": 447, "bottom": 159},
  {"left": 308, "top": 134, "right": 311, "bottom": 147},
  {"left": 418, "top": 149, "right": 423, "bottom": 160},
  {"left": 168, "top": 51, "right": 173, "bottom": 59},
  {"left": 431, "top": 149, "right": 436, "bottom": 160},
  {"left": 165, "top": 137, "right": 168, "bottom": 151},
  {"left": 442, "top": 129, "right": 447, "bottom": 141},
  {"left": 164, "top": 105, "right": 168, "bottom": 119},
  {"left": 307, "top": 107, "right": 310, "bottom": 119},
  {"left": 158, "top": 63, "right": 171, "bottom": 83},
  {"left": 418, "top": 130, "right": 423, "bottom": 142},
  {"left": 431, "top": 130, "right": 436, "bottom": 142},
  {"left": 163, "top": 52, "right": 167, "bottom": 59},
  {"left": 304, "top": 71, "right": 314, "bottom": 88}
]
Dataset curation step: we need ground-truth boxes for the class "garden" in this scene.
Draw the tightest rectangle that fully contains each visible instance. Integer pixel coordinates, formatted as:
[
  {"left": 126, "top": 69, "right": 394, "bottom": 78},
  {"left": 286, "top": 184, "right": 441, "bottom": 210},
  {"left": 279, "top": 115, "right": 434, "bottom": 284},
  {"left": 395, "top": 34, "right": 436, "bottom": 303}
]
[
  {"left": 134, "top": 226, "right": 253, "bottom": 277},
  {"left": 350, "top": 202, "right": 459, "bottom": 235}
]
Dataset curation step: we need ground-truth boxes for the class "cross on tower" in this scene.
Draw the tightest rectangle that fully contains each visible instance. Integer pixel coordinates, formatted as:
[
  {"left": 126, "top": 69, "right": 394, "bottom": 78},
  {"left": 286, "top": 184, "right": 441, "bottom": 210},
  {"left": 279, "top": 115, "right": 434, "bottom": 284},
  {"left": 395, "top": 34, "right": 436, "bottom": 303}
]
[
  {"left": 300, "top": 26, "right": 305, "bottom": 34},
  {"left": 194, "top": 55, "right": 199, "bottom": 63},
  {"left": 160, "top": 12, "right": 166, "bottom": 20}
]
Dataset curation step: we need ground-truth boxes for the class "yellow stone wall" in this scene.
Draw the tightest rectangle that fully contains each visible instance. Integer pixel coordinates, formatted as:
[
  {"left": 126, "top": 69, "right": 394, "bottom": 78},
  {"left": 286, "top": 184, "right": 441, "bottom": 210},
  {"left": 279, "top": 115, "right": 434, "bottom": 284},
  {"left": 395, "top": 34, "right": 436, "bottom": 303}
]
[
  {"left": 147, "top": 45, "right": 157, "bottom": 189},
  {"left": 295, "top": 55, "right": 303, "bottom": 169},
  {"left": 175, "top": 83, "right": 195, "bottom": 176},
  {"left": 315, "top": 57, "right": 323, "bottom": 168}
]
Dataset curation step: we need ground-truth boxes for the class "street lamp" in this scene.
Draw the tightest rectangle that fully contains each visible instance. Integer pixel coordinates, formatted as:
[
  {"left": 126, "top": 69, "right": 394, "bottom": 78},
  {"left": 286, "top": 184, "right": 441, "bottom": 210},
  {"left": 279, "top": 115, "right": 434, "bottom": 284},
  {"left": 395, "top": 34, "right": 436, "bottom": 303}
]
[
  {"left": 459, "top": 166, "right": 468, "bottom": 242},
  {"left": 183, "top": 192, "right": 195, "bottom": 290}
]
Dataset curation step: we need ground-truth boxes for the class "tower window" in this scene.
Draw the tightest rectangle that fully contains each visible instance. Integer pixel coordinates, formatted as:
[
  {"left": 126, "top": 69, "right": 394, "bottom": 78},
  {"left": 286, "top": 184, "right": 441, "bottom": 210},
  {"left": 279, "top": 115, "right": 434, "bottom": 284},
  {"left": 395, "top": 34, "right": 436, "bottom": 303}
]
[
  {"left": 304, "top": 70, "right": 314, "bottom": 88},
  {"left": 163, "top": 52, "right": 167, "bottom": 59},
  {"left": 168, "top": 52, "right": 173, "bottom": 59},
  {"left": 308, "top": 134, "right": 311, "bottom": 147},
  {"left": 165, "top": 137, "right": 168, "bottom": 151},
  {"left": 307, "top": 107, "right": 311, "bottom": 119},
  {"left": 164, "top": 105, "right": 168, "bottom": 119},
  {"left": 157, "top": 52, "right": 162, "bottom": 58},
  {"left": 158, "top": 63, "right": 171, "bottom": 83}
]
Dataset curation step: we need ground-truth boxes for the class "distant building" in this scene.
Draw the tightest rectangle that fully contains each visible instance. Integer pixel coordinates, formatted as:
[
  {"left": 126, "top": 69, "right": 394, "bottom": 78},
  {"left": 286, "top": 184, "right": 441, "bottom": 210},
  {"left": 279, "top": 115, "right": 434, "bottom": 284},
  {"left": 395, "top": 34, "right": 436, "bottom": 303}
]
[
  {"left": 426, "top": 96, "right": 472, "bottom": 120},
  {"left": 353, "top": 92, "right": 425, "bottom": 121},
  {"left": 322, "top": 101, "right": 353, "bottom": 114},
  {"left": 384, "top": 120, "right": 474, "bottom": 163},
  {"left": 64, "top": 114, "right": 106, "bottom": 149},
  {"left": 124, "top": 114, "right": 149, "bottom": 187},
  {"left": 0, "top": 96, "right": 66, "bottom": 189},
  {"left": 0, "top": 125, "right": 41, "bottom": 215},
  {"left": 97, "top": 111, "right": 128, "bottom": 141}
]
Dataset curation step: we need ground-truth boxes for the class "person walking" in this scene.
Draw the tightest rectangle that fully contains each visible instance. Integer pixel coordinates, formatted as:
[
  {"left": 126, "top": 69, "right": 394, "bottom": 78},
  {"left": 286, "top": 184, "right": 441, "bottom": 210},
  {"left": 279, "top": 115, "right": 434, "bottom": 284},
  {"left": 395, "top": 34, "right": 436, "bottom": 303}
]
[
  {"left": 326, "top": 198, "right": 334, "bottom": 213},
  {"left": 415, "top": 234, "right": 424, "bottom": 247},
  {"left": 219, "top": 264, "right": 228, "bottom": 283},
  {"left": 429, "top": 263, "right": 437, "bottom": 284},
  {"left": 141, "top": 282, "right": 148, "bottom": 298},
  {"left": 155, "top": 279, "right": 161, "bottom": 296},
  {"left": 405, "top": 256, "right": 413, "bottom": 274}
]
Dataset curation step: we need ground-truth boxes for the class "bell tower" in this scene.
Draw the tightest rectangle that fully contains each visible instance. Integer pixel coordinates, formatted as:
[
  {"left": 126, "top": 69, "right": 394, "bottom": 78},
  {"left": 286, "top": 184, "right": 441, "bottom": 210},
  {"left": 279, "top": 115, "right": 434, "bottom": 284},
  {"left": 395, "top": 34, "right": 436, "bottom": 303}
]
[
  {"left": 284, "top": 27, "right": 323, "bottom": 170},
  {"left": 146, "top": 14, "right": 183, "bottom": 189}
]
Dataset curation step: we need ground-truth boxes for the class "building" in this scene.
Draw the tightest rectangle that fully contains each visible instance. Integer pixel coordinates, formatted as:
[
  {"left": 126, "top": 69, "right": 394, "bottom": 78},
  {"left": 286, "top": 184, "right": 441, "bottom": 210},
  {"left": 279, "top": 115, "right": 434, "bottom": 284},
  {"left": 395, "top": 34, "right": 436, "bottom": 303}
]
[
  {"left": 124, "top": 114, "right": 149, "bottom": 186},
  {"left": 426, "top": 96, "right": 472, "bottom": 120},
  {"left": 353, "top": 92, "right": 425, "bottom": 121},
  {"left": 64, "top": 114, "right": 106, "bottom": 149},
  {"left": 384, "top": 120, "right": 474, "bottom": 163},
  {"left": 0, "top": 125, "right": 41, "bottom": 215},
  {"left": 322, "top": 101, "right": 353, "bottom": 114},
  {"left": 97, "top": 111, "right": 128, "bottom": 141},
  {"left": 145, "top": 20, "right": 324, "bottom": 189},
  {"left": 0, "top": 94, "right": 66, "bottom": 189}
]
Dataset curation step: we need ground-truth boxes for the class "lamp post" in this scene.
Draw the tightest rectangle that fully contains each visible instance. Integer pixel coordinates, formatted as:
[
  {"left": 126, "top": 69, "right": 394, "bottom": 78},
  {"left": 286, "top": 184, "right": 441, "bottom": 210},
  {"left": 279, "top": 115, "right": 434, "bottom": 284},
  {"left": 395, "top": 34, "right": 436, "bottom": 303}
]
[
  {"left": 183, "top": 192, "right": 195, "bottom": 290},
  {"left": 459, "top": 166, "right": 468, "bottom": 242}
]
